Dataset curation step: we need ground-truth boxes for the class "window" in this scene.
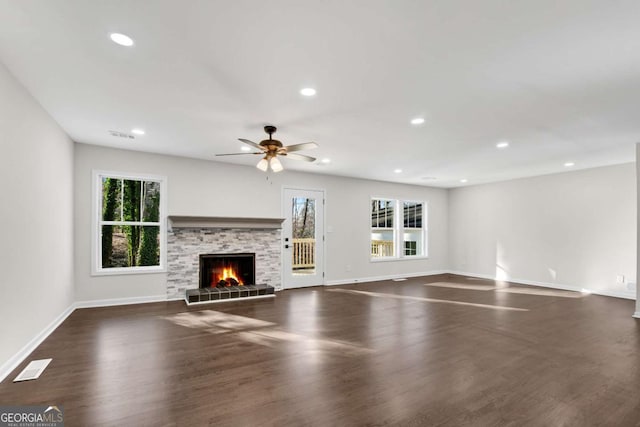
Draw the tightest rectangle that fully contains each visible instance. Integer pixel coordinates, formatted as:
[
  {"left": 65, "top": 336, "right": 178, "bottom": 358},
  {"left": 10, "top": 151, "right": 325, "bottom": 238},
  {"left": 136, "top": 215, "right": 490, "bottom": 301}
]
[
  {"left": 402, "top": 201, "right": 424, "bottom": 257},
  {"left": 93, "top": 171, "right": 166, "bottom": 274},
  {"left": 371, "top": 199, "right": 395, "bottom": 257},
  {"left": 371, "top": 198, "right": 426, "bottom": 259}
]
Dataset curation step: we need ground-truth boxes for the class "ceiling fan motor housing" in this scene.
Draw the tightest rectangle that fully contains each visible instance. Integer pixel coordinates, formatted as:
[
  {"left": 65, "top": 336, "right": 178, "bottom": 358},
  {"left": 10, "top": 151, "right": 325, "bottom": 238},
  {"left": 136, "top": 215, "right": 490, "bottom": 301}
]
[
  {"left": 264, "top": 125, "right": 277, "bottom": 135},
  {"left": 261, "top": 125, "right": 283, "bottom": 151},
  {"left": 260, "top": 139, "right": 283, "bottom": 150}
]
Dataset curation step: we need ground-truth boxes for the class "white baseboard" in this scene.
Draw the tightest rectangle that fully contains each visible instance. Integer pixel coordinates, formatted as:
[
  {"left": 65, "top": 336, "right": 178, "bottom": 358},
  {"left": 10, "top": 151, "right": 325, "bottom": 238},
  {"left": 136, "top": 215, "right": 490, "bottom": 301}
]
[
  {"left": 448, "top": 270, "right": 636, "bottom": 300},
  {"left": 75, "top": 294, "right": 169, "bottom": 309},
  {"left": 0, "top": 303, "right": 75, "bottom": 384},
  {"left": 325, "top": 270, "right": 449, "bottom": 286},
  {"left": 633, "top": 312, "right": 640, "bottom": 319}
]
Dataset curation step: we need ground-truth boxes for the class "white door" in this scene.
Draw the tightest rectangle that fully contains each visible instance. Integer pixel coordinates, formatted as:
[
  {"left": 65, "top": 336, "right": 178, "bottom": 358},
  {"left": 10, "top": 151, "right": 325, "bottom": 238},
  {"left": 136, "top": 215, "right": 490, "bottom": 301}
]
[{"left": 282, "top": 188, "right": 325, "bottom": 289}]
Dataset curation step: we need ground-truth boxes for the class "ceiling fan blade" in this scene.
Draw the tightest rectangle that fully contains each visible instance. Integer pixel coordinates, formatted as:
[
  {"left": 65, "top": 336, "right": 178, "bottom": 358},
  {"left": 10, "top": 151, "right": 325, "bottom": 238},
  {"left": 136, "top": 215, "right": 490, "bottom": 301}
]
[
  {"left": 239, "top": 138, "right": 265, "bottom": 151},
  {"left": 215, "top": 152, "right": 260, "bottom": 156},
  {"left": 284, "top": 153, "right": 316, "bottom": 162},
  {"left": 284, "top": 142, "right": 319, "bottom": 152}
]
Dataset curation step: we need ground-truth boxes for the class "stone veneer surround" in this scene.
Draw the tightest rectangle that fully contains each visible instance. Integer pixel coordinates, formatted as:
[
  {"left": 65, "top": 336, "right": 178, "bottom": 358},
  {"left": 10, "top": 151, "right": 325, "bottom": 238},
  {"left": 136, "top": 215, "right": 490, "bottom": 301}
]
[{"left": 167, "top": 228, "right": 281, "bottom": 299}]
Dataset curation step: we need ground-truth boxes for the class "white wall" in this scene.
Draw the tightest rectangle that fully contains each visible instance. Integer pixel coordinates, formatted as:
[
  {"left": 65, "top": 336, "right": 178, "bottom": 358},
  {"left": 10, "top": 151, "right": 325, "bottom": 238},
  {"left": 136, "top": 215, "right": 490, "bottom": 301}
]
[
  {"left": 0, "top": 62, "right": 74, "bottom": 375},
  {"left": 636, "top": 145, "right": 640, "bottom": 316},
  {"left": 74, "top": 144, "right": 449, "bottom": 301},
  {"left": 449, "top": 164, "right": 636, "bottom": 298}
]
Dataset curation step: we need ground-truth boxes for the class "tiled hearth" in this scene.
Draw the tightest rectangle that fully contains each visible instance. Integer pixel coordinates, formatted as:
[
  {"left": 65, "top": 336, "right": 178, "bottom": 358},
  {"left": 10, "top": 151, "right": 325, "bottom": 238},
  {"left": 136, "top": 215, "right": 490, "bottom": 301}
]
[
  {"left": 185, "top": 284, "right": 275, "bottom": 304},
  {"left": 166, "top": 216, "right": 283, "bottom": 301}
]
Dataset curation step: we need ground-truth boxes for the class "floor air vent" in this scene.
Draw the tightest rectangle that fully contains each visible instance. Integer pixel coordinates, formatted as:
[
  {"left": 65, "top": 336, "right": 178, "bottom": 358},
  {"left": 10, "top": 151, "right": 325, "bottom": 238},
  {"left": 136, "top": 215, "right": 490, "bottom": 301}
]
[{"left": 14, "top": 358, "right": 52, "bottom": 382}]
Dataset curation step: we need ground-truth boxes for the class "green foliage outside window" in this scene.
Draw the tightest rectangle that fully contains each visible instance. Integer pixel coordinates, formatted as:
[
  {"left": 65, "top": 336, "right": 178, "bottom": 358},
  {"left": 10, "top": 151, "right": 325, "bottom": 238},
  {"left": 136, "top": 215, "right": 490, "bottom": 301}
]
[{"left": 101, "top": 177, "right": 161, "bottom": 269}]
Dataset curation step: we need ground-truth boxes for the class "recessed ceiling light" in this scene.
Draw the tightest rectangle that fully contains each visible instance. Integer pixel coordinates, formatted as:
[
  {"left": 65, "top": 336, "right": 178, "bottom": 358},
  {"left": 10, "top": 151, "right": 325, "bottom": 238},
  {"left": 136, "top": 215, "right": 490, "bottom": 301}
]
[
  {"left": 321, "top": 158, "right": 331, "bottom": 164},
  {"left": 410, "top": 117, "right": 425, "bottom": 125},
  {"left": 131, "top": 128, "right": 145, "bottom": 135},
  {"left": 394, "top": 169, "right": 403, "bottom": 174},
  {"left": 496, "top": 141, "right": 509, "bottom": 149},
  {"left": 241, "top": 146, "right": 251, "bottom": 152},
  {"left": 300, "top": 87, "right": 317, "bottom": 97},
  {"left": 564, "top": 162, "right": 575, "bottom": 167},
  {"left": 110, "top": 33, "right": 134, "bottom": 47},
  {"left": 460, "top": 179, "right": 468, "bottom": 183}
]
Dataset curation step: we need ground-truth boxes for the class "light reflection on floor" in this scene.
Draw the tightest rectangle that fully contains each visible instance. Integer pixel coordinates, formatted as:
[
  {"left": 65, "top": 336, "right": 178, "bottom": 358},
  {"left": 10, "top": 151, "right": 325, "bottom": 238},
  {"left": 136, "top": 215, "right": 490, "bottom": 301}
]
[
  {"left": 496, "top": 287, "right": 584, "bottom": 298},
  {"left": 164, "top": 310, "right": 372, "bottom": 356},
  {"left": 424, "top": 282, "right": 498, "bottom": 291},
  {"left": 328, "top": 289, "right": 529, "bottom": 312},
  {"left": 167, "top": 310, "right": 275, "bottom": 334},
  {"left": 424, "top": 282, "right": 585, "bottom": 298}
]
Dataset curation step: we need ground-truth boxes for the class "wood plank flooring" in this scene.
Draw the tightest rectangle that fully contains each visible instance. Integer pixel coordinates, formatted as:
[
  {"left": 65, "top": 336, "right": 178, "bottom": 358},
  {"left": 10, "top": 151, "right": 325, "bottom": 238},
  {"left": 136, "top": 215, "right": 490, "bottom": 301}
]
[{"left": 1, "top": 274, "right": 639, "bottom": 426}]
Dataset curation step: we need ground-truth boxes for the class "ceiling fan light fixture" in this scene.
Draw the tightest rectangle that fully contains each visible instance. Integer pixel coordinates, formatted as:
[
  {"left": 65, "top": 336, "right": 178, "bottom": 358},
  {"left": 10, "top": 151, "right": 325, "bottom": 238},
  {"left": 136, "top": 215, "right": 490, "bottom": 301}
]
[
  {"left": 218, "top": 125, "right": 317, "bottom": 172},
  {"left": 270, "top": 156, "right": 283, "bottom": 172},
  {"left": 256, "top": 157, "right": 269, "bottom": 171}
]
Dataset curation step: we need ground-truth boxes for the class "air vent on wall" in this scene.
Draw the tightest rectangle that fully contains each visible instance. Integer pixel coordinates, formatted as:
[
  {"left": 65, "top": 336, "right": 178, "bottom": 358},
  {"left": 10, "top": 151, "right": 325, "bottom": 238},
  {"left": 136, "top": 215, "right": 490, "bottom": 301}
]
[{"left": 109, "top": 130, "right": 135, "bottom": 139}]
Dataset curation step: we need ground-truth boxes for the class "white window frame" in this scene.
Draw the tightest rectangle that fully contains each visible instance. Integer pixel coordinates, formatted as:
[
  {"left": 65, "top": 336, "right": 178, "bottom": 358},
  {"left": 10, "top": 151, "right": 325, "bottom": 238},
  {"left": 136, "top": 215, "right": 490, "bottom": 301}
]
[
  {"left": 370, "top": 197, "right": 428, "bottom": 262},
  {"left": 92, "top": 170, "right": 167, "bottom": 276},
  {"left": 370, "top": 198, "right": 396, "bottom": 259}
]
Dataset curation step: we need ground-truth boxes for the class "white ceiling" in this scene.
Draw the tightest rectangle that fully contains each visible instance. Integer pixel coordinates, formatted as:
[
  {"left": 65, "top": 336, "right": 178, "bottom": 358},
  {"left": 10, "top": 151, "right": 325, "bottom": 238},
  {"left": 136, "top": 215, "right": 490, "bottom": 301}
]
[{"left": 0, "top": 0, "right": 638, "bottom": 187}]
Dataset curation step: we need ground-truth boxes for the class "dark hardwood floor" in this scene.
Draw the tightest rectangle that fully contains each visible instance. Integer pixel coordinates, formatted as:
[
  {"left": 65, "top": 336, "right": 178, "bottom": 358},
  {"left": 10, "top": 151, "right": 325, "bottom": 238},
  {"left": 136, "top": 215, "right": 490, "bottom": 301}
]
[{"left": 1, "top": 274, "right": 639, "bottom": 426}]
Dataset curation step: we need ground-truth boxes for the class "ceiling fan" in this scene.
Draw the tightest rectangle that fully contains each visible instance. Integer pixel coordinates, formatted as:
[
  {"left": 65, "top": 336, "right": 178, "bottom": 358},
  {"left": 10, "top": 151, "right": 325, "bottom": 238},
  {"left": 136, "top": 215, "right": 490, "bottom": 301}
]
[{"left": 216, "top": 125, "right": 318, "bottom": 172}]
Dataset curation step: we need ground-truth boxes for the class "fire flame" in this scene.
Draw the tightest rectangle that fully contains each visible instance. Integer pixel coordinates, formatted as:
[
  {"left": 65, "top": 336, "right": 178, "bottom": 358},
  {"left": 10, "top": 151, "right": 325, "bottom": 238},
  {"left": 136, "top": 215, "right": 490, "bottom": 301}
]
[
  {"left": 221, "top": 266, "right": 241, "bottom": 284},
  {"left": 213, "top": 264, "right": 243, "bottom": 286}
]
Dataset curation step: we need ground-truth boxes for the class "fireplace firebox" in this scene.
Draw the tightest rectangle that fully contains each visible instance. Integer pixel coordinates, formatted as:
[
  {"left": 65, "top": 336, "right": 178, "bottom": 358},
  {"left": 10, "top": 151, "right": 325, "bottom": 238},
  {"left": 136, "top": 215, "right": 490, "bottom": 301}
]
[{"left": 199, "top": 253, "right": 255, "bottom": 288}]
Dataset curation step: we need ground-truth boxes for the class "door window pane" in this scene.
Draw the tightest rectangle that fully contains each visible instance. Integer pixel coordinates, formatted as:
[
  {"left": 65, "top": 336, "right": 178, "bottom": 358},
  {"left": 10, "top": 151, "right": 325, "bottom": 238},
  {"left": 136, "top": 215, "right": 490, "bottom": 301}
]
[{"left": 291, "top": 197, "right": 316, "bottom": 274}]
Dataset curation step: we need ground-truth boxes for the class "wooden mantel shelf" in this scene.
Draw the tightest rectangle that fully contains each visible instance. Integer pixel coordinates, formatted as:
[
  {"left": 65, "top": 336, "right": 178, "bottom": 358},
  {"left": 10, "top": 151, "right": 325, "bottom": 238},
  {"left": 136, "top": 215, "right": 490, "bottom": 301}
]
[{"left": 168, "top": 216, "right": 285, "bottom": 230}]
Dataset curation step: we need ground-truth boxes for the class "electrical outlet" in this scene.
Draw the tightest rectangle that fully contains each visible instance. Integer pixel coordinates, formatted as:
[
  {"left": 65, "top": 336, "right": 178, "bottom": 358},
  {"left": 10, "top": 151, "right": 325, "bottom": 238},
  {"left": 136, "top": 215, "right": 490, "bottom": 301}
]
[
  {"left": 616, "top": 275, "right": 625, "bottom": 284},
  {"left": 346, "top": 264, "right": 352, "bottom": 272}
]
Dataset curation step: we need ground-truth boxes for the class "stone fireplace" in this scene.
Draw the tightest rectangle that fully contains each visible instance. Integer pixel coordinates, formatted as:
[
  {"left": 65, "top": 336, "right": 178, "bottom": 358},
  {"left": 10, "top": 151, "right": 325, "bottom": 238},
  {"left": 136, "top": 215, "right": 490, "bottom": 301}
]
[{"left": 166, "top": 216, "right": 283, "bottom": 300}]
